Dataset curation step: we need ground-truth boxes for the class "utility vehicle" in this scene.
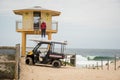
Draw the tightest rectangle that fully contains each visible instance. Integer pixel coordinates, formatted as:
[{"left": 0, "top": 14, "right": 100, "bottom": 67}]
[{"left": 25, "top": 40, "right": 67, "bottom": 68}]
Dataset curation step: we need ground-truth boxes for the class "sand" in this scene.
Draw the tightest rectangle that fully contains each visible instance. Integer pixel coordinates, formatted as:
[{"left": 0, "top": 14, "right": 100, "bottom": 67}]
[{"left": 20, "top": 57, "right": 120, "bottom": 80}]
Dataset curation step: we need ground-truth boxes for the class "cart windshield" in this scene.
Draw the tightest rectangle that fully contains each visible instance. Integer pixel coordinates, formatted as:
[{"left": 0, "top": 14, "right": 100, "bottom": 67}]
[{"left": 51, "top": 43, "right": 66, "bottom": 54}]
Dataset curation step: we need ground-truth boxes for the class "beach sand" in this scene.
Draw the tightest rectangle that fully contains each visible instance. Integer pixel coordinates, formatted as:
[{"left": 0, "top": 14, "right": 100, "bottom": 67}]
[{"left": 20, "top": 57, "right": 120, "bottom": 80}]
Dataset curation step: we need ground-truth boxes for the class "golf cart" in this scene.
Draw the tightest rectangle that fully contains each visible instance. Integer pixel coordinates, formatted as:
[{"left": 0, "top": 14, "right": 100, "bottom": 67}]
[{"left": 25, "top": 40, "right": 67, "bottom": 68}]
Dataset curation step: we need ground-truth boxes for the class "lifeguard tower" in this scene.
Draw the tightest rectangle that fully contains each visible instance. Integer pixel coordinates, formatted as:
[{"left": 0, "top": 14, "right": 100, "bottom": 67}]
[{"left": 13, "top": 6, "right": 61, "bottom": 56}]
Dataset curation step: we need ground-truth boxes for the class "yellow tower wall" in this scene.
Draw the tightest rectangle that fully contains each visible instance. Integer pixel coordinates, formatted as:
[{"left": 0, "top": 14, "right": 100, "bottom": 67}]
[
  {"left": 22, "top": 12, "right": 33, "bottom": 30},
  {"left": 41, "top": 12, "right": 52, "bottom": 30}
]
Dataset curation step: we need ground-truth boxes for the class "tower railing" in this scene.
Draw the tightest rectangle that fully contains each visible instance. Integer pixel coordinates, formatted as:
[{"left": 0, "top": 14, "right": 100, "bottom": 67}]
[
  {"left": 16, "top": 20, "right": 58, "bottom": 32},
  {"left": 52, "top": 21, "right": 58, "bottom": 31},
  {"left": 16, "top": 20, "right": 22, "bottom": 30}
]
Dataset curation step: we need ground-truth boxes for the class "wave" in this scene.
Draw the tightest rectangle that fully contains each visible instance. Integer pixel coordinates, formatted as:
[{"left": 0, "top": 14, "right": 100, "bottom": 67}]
[
  {"left": 75, "top": 55, "right": 111, "bottom": 67},
  {"left": 87, "top": 56, "right": 115, "bottom": 60}
]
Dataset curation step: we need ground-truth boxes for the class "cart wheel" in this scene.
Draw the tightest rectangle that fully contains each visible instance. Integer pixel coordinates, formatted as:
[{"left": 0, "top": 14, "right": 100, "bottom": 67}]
[
  {"left": 52, "top": 60, "right": 61, "bottom": 68},
  {"left": 26, "top": 57, "right": 33, "bottom": 65}
]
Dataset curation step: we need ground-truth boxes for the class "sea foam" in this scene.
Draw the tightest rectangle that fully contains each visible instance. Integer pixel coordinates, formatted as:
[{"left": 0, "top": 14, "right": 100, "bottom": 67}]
[{"left": 75, "top": 55, "right": 108, "bottom": 68}]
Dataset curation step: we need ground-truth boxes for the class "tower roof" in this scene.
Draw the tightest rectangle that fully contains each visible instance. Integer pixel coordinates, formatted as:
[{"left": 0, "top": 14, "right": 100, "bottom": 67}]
[{"left": 13, "top": 6, "right": 61, "bottom": 16}]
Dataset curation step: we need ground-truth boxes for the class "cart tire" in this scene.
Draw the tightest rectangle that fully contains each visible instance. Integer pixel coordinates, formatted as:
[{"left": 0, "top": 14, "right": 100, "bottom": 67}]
[
  {"left": 52, "top": 60, "right": 61, "bottom": 68},
  {"left": 26, "top": 57, "right": 33, "bottom": 65}
]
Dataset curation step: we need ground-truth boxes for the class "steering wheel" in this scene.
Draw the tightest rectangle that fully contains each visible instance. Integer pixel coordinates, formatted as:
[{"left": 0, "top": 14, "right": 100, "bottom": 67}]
[{"left": 37, "top": 50, "right": 41, "bottom": 54}]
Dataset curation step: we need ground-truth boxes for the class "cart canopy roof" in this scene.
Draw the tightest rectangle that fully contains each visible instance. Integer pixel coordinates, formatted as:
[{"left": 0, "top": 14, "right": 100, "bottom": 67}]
[{"left": 30, "top": 39, "right": 67, "bottom": 45}]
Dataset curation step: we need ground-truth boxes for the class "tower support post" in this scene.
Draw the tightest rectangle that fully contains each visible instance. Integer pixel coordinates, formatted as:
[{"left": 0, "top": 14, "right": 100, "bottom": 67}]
[
  {"left": 48, "top": 33, "right": 52, "bottom": 40},
  {"left": 21, "top": 32, "right": 26, "bottom": 57}
]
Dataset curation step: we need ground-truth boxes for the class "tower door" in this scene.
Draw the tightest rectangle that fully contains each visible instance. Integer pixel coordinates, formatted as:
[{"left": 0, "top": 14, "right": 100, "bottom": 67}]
[{"left": 33, "top": 12, "right": 41, "bottom": 30}]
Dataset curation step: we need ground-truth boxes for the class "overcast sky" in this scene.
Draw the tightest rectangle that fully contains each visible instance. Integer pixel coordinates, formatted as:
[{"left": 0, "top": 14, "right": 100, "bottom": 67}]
[{"left": 0, "top": 0, "right": 120, "bottom": 49}]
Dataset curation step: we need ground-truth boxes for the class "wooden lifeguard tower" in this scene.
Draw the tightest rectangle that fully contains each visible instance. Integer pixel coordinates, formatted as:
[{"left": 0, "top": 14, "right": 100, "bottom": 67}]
[{"left": 13, "top": 6, "right": 61, "bottom": 56}]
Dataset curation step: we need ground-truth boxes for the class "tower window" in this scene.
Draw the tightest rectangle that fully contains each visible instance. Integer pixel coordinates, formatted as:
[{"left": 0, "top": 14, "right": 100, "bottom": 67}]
[{"left": 33, "top": 12, "right": 41, "bottom": 30}]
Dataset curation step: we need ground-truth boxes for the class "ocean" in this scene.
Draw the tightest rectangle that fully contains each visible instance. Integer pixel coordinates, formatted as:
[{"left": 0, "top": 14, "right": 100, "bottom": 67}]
[
  {"left": 65, "top": 48, "right": 120, "bottom": 57},
  {"left": 26, "top": 47, "right": 120, "bottom": 60},
  {"left": 64, "top": 48, "right": 120, "bottom": 67}
]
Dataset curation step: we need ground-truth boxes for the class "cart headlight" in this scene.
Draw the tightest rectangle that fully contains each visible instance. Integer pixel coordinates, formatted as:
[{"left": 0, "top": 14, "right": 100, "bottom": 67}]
[{"left": 27, "top": 51, "right": 33, "bottom": 55}]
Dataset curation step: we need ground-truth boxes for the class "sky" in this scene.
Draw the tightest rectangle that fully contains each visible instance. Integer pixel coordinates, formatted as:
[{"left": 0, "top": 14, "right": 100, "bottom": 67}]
[{"left": 0, "top": 0, "right": 120, "bottom": 49}]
